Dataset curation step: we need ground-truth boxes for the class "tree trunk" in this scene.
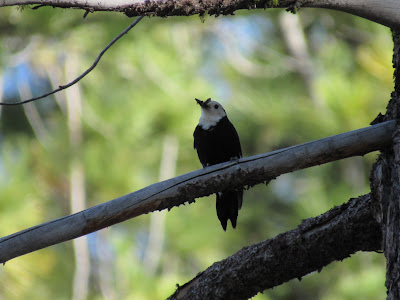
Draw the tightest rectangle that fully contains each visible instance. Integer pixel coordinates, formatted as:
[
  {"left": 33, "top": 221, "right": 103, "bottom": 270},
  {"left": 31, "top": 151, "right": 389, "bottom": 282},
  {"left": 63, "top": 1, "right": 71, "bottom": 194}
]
[{"left": 370, "top": 29, "right": 400, "bottom": 300}]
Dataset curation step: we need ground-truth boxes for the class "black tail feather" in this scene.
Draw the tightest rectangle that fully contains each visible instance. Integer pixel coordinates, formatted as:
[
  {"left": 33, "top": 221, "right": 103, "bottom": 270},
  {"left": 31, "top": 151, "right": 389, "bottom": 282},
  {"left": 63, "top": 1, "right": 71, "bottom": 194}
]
[{"left": 216, "top": 190, "right": 243, "bottom": 230}]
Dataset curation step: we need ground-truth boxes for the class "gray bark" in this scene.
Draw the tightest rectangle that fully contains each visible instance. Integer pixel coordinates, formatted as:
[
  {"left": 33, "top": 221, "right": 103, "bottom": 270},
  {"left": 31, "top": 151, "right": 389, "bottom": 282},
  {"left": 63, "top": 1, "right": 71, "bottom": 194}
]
[
  {"left": 0, "top": 120, "right": 394, "bottom": 264},
  {"left": 1, "top": 0, "right": 400, "bottom": 29}
]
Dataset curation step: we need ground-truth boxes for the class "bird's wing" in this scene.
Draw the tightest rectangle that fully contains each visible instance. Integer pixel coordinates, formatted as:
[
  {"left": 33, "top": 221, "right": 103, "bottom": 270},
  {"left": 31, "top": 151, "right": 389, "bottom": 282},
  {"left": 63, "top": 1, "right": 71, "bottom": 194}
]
[
  {"left": 193, "top": 125, "right": 209, "bottom": 167},
  {"left": 219, "top": 117, "right": 242, "bottom": 159}
]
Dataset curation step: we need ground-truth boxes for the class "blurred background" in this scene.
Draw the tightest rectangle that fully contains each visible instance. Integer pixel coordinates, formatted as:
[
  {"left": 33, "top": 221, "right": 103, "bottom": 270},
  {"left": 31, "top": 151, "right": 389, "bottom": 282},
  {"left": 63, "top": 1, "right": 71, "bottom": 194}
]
[{"left": 0, "top": 5, "right": 393, "bottom": 300}]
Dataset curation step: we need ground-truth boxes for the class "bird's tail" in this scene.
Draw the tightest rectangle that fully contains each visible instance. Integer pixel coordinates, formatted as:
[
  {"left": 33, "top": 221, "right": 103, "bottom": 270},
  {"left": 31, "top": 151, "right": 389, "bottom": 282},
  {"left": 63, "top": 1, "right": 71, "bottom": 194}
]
[{"left": 216, "top": 190, "right": 243, "bottom": 231}]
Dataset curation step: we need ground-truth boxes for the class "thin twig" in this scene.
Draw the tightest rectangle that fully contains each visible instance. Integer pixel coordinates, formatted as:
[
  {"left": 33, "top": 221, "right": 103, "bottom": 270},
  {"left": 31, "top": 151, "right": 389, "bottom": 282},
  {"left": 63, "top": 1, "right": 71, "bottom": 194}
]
[
  {"left": 32, "top": 4, "right": 46, "bottom": 10},
  {"left": 0, "top": 16, "right": 144, "bottom": 106},
  {"left": 83, "top": 10, "right": 90, "bottom": 18}
]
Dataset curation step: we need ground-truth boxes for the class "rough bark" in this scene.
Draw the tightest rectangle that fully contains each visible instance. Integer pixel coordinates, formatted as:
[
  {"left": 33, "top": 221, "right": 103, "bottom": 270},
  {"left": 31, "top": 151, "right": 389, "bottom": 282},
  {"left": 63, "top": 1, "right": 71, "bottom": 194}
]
[
  {"left": 168, "top": 194, "right": 381, "bottom": 300},
  {"left": 1, "top": 0, "right": 400, "bottom": 29},
  {"left": 0, "top": 121, "right": 394, "bottom": 264},
  {"left": 370, "top": 30, "right": 400, "bottom": 300}
]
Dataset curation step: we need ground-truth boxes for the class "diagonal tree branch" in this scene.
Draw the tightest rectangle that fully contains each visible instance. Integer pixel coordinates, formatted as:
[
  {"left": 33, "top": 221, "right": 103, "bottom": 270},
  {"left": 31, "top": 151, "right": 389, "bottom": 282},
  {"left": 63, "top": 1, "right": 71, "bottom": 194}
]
[
  {"left": 0, "top": 120, "right": 395, "bottom": 264},
  {"left": 1, "top": 0, "right": 400, "bottom": 28},
  {"left": 0, "top": 16, "right": 144, "bottom": 106},
  {"left": 167, "top": 194, "right": 382, "bottom": 300}
]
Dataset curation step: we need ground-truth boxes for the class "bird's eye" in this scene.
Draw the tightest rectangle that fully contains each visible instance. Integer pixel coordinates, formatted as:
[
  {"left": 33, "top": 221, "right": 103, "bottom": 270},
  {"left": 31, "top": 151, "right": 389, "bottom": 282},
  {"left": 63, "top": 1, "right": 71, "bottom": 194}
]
[{"left": 214, "top": 104, "right": 219, "bottom": 109}]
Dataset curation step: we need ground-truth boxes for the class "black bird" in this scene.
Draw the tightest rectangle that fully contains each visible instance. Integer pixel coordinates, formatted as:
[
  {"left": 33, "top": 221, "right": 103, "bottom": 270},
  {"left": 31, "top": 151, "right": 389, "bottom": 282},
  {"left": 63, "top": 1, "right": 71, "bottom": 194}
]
[{"left": 193, "top": 98, "right": 243, "bottom": 230}]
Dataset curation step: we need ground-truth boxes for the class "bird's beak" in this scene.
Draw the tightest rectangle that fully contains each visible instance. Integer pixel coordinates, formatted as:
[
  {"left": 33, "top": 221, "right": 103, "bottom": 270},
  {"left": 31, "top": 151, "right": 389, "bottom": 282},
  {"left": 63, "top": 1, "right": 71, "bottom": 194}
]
[
  {"left": 195, "top": 98, "right": 204, "bottom": 107},
  {"left": 195, "top": 98, "right": 211, "bottom": 108}
]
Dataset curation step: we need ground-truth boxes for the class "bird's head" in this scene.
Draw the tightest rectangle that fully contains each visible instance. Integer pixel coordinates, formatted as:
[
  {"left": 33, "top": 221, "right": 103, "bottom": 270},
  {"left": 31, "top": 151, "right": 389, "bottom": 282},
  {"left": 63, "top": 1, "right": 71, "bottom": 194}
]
[{"left": 196, "top": 98, "right": 227, "bottom": 129}]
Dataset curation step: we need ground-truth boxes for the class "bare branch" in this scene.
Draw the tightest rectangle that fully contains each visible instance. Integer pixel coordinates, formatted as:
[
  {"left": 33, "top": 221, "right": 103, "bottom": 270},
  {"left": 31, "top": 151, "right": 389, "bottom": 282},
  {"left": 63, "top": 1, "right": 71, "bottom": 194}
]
[
  {"left": 310, "top": 0, "right": 400, "bottom": 29},
  {"left": 0, "top": 120, "right": 395, "bottom": 264},
  {"left": 168, "top": 194, "right": 382, "bottom": 300},
  {"left": 0, "top": 16, "right": 144, "bottom": 106},
  {"left": 1, "top": 0, "right": 399, "bottom": 28}
]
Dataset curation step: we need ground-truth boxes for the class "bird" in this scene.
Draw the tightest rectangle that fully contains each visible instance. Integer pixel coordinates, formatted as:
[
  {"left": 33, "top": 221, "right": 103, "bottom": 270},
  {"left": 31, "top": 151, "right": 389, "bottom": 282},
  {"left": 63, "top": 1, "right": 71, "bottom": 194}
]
[{"left": 193, "top": 98, "right": 243, "bottom": 230}]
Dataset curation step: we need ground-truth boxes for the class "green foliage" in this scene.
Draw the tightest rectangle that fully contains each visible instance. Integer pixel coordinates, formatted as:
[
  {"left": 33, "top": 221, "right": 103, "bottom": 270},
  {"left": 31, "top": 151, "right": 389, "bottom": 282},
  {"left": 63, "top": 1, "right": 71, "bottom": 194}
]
[
  {"left": 0, "top": 6, "right": 391, "bottom": 300},
  {"left": 271, "top": 0, "right": 279, "bottom": 6}
]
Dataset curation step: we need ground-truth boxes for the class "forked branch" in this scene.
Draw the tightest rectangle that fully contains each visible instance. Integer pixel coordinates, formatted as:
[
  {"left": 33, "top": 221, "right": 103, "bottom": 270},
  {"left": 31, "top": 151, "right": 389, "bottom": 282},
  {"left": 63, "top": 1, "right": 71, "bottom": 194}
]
[{"left": 168, "top": 194, "right": 381, "bottom": 300}]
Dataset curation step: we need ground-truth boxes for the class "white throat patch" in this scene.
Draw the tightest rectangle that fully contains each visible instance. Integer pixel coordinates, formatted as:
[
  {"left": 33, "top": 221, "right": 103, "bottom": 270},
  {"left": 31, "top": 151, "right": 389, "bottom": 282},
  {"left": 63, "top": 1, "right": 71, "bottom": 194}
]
[{"left": 198, "top": 100, "right": 227, "bottom": 130}]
